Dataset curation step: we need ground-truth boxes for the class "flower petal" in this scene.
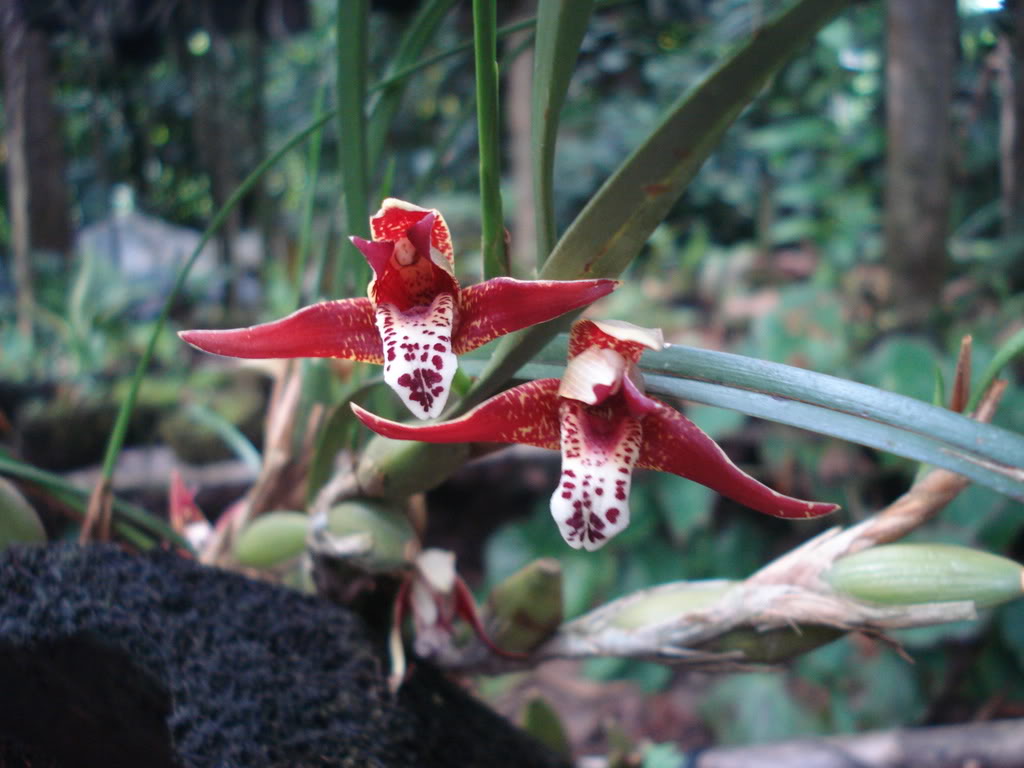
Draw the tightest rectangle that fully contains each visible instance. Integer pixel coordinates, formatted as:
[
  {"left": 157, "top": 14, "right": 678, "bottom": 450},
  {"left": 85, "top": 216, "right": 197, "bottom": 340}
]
[
  {"left": 351, "top": 236, "right": 394, "bottom": 280},
  {"left": 179, "top": 298, "right": 383, "bottom": 363},
  {"left": 568, "top": 318, "right": 665, "bottom": 362},
  {"left": 551, "top": 399, "right": 641, "bottom": 551},
  {"left": 370, "top": 198, "right": 455, "bottom": 270},
  {"left": 453, "top": 277, "right": 619, "bottom": 354},
  {"left": 557, "top": 347, "right": 626, "bottom": 405},
  {"left": 376, "top": 293, "right": 458, "bottom": 419},
  {"left": 350, "top": 378, "right": 562, "bottom": 447},
  {"left": 638, "top": 400, "right": 840, "bottom": 519}
]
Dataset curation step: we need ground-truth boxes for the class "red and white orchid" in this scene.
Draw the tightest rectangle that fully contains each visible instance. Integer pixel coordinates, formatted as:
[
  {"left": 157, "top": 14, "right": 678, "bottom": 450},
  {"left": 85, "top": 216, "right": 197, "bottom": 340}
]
[
  {"left": 352, "top": 318, "right": 839, "bottom": 551},
  {"left": 180, "top": 199, "right": 617, "bottom": 419}
]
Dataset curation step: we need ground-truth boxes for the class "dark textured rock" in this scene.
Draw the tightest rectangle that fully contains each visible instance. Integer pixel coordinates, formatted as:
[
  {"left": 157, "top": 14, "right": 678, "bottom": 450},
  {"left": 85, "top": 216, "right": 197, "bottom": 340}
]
[{"left": 0, "top": 544, "right": 568, "bottom": 768}]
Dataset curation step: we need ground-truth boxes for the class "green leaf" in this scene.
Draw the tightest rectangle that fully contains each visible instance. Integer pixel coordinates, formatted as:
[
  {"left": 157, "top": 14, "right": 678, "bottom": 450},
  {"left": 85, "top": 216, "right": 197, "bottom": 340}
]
[
  {"left": 367, "top": 0, "right": 458, "bottom": 174},
  {"left": 473, "top": 0, "right": 507, "bottom": 278},
  {"left": 0, "top": 452, "right": 189, "bottom": 551},
  {"left": 336, "top": 0, "right": 371, "bottom": 295},
  {"left": 531, "top": 0, "right": 595, "bottom": 265},
  {"left": 968, "top": 326, "right": 1024, "bottom": 412},
  {"left": 461, "top": 334, "right": 1024, "bottom": 500},
  {"left": 185, "top": 403, "right": 262, "bottom": 473},
  {"left": 235, "top": 511, "right": 310, "bottom": 568},
  {"left": 0, "top": 477, "right": 46, "bottom": 551},
  {"left": 460, "top": 0, "right": 851, "bottom": 410},
  {"left": 95, "top": 110, "right": 336, "bottom": 497}
]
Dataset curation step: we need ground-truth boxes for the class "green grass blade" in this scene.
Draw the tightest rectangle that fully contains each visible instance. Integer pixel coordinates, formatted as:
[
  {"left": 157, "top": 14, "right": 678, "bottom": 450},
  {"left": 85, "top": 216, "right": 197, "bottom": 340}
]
[
  {"left": 531, "top": 0, "right": 595, "bottom": 265},
  {"left": 306, "top": 377, "right": 385, "bottom": 505},
  {"left": 292, "top": 81, "right": 328, "bottom": 312},
  {"left": 968, "top": 326, "right": 1024, "bottom": 412},
  {"left": 458, "top": 359, "right": 1024, "bottom": 500},
  {"left": 0, "top": 453, "right": 190, "bottom": 550},
  {"left": 96, "top": 111, "right": 336, "bottom": 493},
  {"left": 459, "top": 0, "right": 849, "bottom": 411},
  {"left": 336, "top": 0, "right": 372, "bottom": 295},
  {"left": 367, "top": 0, "right": 458, "bottom": 175},
  {"left": 185, "top": 404, "right": 262, "bottom": 473},
  {"left": 473, "top": 0, "right": 508, "bottom": 278}
]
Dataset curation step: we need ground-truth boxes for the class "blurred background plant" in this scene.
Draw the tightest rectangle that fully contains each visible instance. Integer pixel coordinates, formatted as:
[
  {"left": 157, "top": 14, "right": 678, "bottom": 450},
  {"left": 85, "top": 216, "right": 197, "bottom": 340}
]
[{"left": 2, "top": 0, "right": 1024, "bottom": 764}]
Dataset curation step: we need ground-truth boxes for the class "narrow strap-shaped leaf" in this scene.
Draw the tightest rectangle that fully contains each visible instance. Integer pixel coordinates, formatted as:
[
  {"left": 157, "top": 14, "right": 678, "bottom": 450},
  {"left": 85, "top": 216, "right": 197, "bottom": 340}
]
[
  {"left": 472, "top": 0, "right": 508, "bottom": 278},
  {"left": 453, "top": 277, "right": 618, "bottom": 354},
  {"left": 532, "top": 0, "right": 595, "bottom": 265},
  {"left": 337, "top": 0, "right": 371, "bottom": 295},
  {"left": 638, "top": 344, "right": 1024, "bottom": 471},
  {"left": 367, "top": 0, "right": 459, "bottom": 173},
  {"left": 480, "top": 360, "right": 1024, "bottom": 501},
  {"left": 967, "top": 326, "right": 1024, "bottom": 412},
  {"left": 461, "top": 0, "right": 850, "bottom": 411}
]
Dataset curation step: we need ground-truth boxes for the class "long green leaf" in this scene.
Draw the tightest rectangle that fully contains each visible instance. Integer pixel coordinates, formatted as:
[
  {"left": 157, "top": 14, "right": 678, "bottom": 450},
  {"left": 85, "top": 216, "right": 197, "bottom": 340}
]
[
  {"left": 336, "top": 0, "right": 371, "bottom": 295},
  {"left": 0, "top": 453, "right": 190, "bottom": 550},
  {"left": 459, "top": 0, "right": 850, "bottom": 412},
  {"left": 968, "top": 326, "right": 1024, "bottom": 412},
  {"left": 96, "top": 111, "right": 336, "bottom": 491},
  {"left": 473, "top": 0, "right": 508, "bottom": 278},
  {"left": 367, "top": 0, "right": 458, "bottom": 175},
  {"left": 474, "top": 359, "right": 1024, "bottom": 500},
  {"left": 292, "top": 81, "right": 328, "bottom": 312},
  {"left": 185, "top": 404, "right": 262, "bottom": 473},
  {"left": 532, "top": 0, "right": 595, "bottom": 265}
]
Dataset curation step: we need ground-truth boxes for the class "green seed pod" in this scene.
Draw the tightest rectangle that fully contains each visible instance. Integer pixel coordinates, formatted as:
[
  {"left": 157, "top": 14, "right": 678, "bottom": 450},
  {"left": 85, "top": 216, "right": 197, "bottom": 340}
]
[
  {"left": 0, "top": 478, "right": 46, "bottom": 552},
  {"left": 610, "top": 580, "right": 735, "bottom": 630},
  {"left": 826, "top": 543, "right": 1024, "bottom": 608},
  {"left": 484, "top": 558, "right": 564, "bottom": 653},
  {"left": 325, "top": 499, "right": 418, "bottom": 572},
  {"left": 234, "top": 511, "right": 309, "bottom": 568},
  {"left": 356, "top": 436, "right": 470, "bottom": 499},
  {"left": 521, "top": 696, "right": 571, "bottom": 759},
  {"left": 705, "top": 625, "right": 843, "bottom": 663}
]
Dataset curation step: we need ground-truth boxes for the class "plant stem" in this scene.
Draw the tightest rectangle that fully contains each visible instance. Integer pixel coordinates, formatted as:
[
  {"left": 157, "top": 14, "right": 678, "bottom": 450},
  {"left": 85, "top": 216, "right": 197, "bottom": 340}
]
[
  {"left": 472, "top": 0, "right": 507, "bottom": 278},
  {"left": 336, "top": 0, "right": 371, "bottom": 295}
]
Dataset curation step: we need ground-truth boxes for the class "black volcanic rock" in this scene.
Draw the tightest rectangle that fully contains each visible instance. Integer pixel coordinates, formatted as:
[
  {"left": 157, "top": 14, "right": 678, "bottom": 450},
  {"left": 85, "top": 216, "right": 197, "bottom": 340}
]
[{"left": 0, "top": 544, "right": 568, "bottom": 768}]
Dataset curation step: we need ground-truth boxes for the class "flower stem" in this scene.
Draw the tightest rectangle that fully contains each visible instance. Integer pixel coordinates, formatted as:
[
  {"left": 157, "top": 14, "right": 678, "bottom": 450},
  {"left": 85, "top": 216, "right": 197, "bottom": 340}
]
[{"left": 472, "top": 0, "right": 508, "bottom": 278}]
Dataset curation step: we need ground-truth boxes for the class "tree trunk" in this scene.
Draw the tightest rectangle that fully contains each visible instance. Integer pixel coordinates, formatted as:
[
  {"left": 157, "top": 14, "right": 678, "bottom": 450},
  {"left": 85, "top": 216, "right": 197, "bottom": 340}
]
[
  {"left": 1000, "top": 0, "right": 1024, "bottom": 287},
  {"left": 2, "top": 0, "right": 35, "bottom": 336},
  {"left": 883, "top": 0, "right": 958, "bottom": 327},
  {"left": 506, "top": 2, "right": 535, "bottom": 278}
]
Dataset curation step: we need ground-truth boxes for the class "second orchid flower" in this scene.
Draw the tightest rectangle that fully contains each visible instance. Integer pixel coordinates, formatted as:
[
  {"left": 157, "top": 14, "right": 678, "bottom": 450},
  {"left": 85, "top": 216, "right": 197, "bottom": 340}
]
[{"left": 353, "top": 319, "right": 839, "bottom": 551}]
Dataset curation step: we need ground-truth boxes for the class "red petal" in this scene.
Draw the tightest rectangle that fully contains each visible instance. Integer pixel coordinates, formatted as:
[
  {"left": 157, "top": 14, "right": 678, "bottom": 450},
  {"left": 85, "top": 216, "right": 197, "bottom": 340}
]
[
  {"left": 453, "top": 576, "right": 528, "bottom": 660},
  {"left": 568, "top": 318, "right": 663, "bottom": 363},
  {"left": 370, "top": 198, "right": 455, "bottom": 270},
  {"left": 453, "top": 278, "right": 618, "bottom": 354},
  {"left": 350, "top": 378, "right": 562, "bottom": 448},
  {"left": 351, "top": 236, "right": 394, "bottom": 280},
  {"left": 638, "top": 401, "right": 839, "bottom": 520},
  {"left": 179, "top": 298, "right": 383, "bottom": 363}
]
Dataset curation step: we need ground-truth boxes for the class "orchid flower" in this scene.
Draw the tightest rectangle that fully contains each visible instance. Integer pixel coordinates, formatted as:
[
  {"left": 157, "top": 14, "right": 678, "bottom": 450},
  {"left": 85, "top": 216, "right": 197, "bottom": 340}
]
[
  {"left": 180, "top": 199, "right": 617, "bottom": 419},
  {"left": 389, "top": 548, "right": 524, "bottom": 690},
  {"left": 352, "top": 319, "right": 839, "bottom": 551}
]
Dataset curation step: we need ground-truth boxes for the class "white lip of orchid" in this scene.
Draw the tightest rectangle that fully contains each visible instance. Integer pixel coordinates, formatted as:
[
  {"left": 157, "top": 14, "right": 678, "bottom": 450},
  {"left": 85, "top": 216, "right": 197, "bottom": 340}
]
[
  {"left": 416, "top": 548, "right": 457, "bottom": 593},
  {"left": 393, "top": 236, "right": 417, "bottom": 266},
  {"left": 558, "top": 347, "right": 627, "bottom": 405},
  {"left": 591, "top": 319, "right": 666, "bottom": 351}
]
